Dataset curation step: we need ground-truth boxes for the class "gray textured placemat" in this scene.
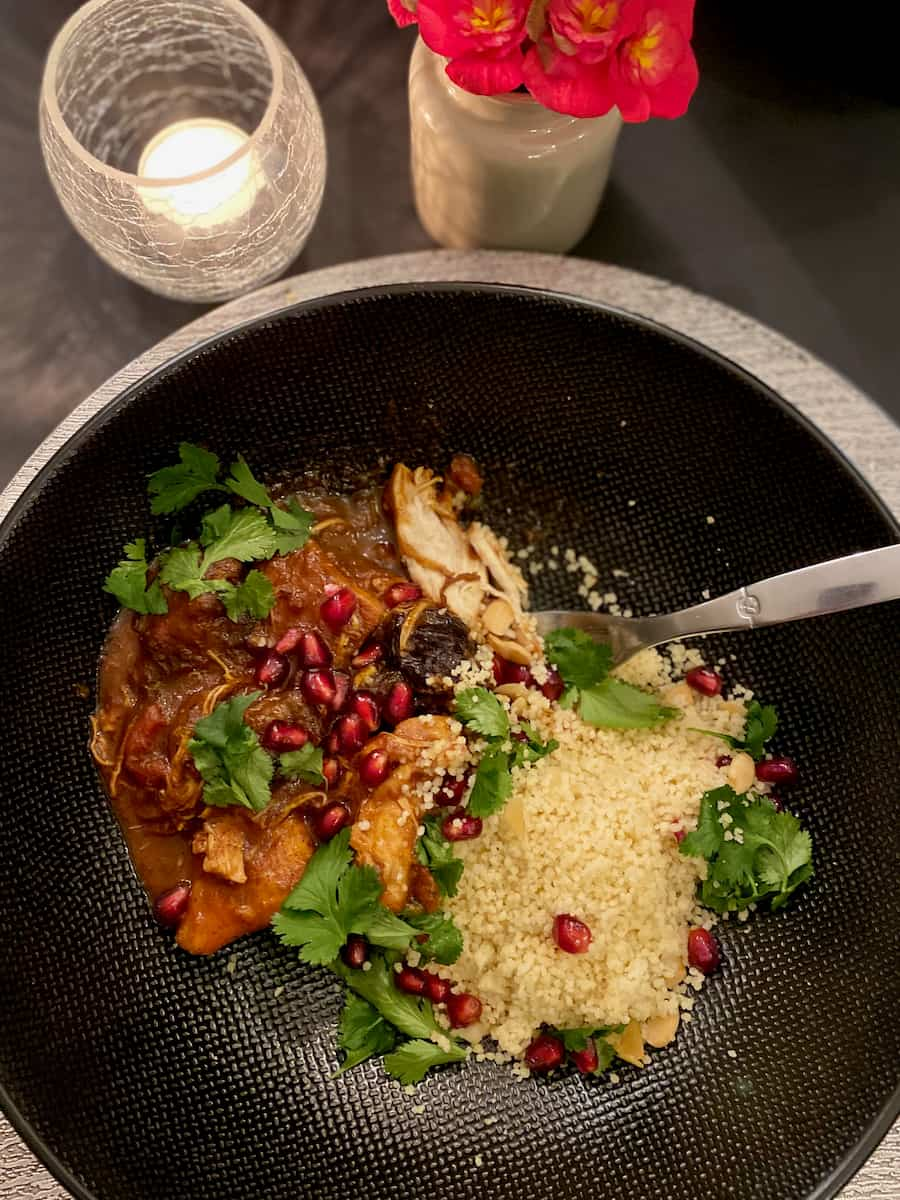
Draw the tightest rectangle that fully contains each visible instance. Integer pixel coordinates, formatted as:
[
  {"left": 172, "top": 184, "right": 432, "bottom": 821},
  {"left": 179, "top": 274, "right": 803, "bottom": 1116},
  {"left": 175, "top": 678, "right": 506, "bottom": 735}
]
[{"left": 2, "top": 251, "right": 897, "bottom": 1199}]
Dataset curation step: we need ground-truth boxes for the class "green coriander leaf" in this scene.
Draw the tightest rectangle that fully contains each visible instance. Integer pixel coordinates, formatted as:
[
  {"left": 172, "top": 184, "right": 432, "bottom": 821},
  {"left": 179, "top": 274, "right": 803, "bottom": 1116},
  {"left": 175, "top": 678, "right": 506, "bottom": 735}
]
[
  {"left": 467, "top": 745, "right": 514, "bottom": 818},
  {"left": 578, "top": 677, "right": 678, "bottom": 730},
  {"left": 593, "top": 1037, "right": 619, "bottom": 1075},
  {"left": 225, "top": 456, "right": 272, "bottom": 509},
  {"left": 454, "top": 688, "right": 510, "bottom": 740},
  {"left": 188, "top": 692, "right": 273, "bottom": 813},
  {"left": 743, "top": 701, "right": 779, "bottom": 761},
  {"left": 283, "top": 827, "right": 354, "bottom": 913},
  {"left": 364, "top": 907, "right": 421, "bottom": 953},
  {"left": 545, "top": 627, "right": 613, "bottom": 690},
  {"left": 198, "top": 503, "right": 234, "bottom": 546},
  {"left": 103, "top": 539, "right": 168, "bottom": 615},
  {"left": 332, "top": 956, "right": 444, "bottom": 1042},
  {"left": 403, "top": 912, "right": 463, "bottom": 965},
  {"left": 415, "top": 815, "right": 464, "bottom": 898},
  {"left": 337, "top": 865, "right": 390, "bottom": 938},
  {"left": 279, "top": 744, "right": 324, "bottom": 785},
  {"left": 226, "top": 459, "right": 314, "bottom": 555},
  {"left": 680, "top": 787, "right": 730, "bottom": 860},
  {"left": 334, "top": 993, "right": 397, "bottom": 1076},
  {"left": 383, "top": 1039, "right": 468, "bottom": 1084},
  {"left": 199, "top": 506, "right": 276, "bottom": 570},
  {"left": 510, "top": 723, "right": 558, "bottom": 768},
  {"left": 558, "top": 1027, "right": 594, "bottom": 1053},
  {"left": 559, "top": 684, "right": 580, "bottom": 710},
  {"left": 148, "top": 442, "right": 226, "bottom": 514},
  {"left": 220, "top": 569, "right": 275, "bottom": 621},
  {"left": 271, "top": 909, "right": 343, "bottom": 965},
  {"left": 158, "top": 545, "right": 217, "bottom": 600}
]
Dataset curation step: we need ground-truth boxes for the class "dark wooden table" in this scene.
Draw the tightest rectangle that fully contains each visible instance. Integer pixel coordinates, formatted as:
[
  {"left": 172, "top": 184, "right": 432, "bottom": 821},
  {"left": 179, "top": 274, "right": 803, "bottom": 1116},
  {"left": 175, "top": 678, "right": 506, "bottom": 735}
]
[{"left": 1, "top": 1, "right": 898, "bottom": 492}]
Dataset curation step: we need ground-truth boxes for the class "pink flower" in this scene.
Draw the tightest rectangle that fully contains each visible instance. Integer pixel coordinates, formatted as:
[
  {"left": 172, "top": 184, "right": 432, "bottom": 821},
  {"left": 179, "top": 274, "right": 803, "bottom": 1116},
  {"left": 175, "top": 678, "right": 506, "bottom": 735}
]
[
  {"left": 522, "top": 35, "right": 615, "bottom": 116},
  {"left": 608, "top": 0, "right": 698, "bottom": 120},
  {"left": 547, "top": 0, "right": 625, "bottom": 64},
  {"left": 387, "top": 0, "right": 419, "bottom": 27},
  {"left": 418, "top": 0, "right": 530, "bottom": 94}
]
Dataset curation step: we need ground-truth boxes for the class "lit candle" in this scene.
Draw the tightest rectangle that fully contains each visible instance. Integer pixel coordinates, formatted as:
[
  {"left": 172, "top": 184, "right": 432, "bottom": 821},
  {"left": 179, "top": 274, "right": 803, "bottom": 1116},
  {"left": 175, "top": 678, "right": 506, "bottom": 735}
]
[{"left": 138, "top": 118, "right": 259, "bottom": 226}]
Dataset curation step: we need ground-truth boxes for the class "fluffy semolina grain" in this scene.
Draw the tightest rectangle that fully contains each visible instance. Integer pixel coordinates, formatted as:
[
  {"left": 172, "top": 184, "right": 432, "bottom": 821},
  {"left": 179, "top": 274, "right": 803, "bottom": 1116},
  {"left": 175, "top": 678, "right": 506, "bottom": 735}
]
[{"left": 442, "top": 648, "right": 746, "bottom": 1057}]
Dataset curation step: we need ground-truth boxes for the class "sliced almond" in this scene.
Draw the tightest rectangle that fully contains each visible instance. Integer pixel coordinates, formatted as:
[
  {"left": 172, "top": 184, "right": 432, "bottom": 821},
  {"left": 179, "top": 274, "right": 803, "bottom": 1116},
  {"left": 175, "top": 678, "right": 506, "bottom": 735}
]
[
  {"left": 482, "top": 597, "right": 515, "bottom": 636},
  {"left": 609, "top": 1019, "right": 644, "bottom": 1066},
  {"left": 495, "top": 683, "right": 528, "bottom": 700},
  {"left": 486, "top": 633, "right": 532, "bottom": 666},
  {"left": 727, "top": 751, "right": 755, "bottom": 794},
  {"left": 642, "top": 1010, "right": 680, "bottom": 1048},
  {"left": 663, "top": 681, "right": 695, "bottom": 709},
  {"left": 501, "top": 792, "right": 526, "bottom": 840}
]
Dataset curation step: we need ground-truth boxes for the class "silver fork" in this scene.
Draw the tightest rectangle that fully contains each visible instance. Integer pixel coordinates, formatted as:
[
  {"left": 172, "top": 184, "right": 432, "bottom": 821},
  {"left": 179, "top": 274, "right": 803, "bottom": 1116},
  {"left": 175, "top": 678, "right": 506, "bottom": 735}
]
[{"left": 535, "top": 545, "right": 900, "bottom": 666}]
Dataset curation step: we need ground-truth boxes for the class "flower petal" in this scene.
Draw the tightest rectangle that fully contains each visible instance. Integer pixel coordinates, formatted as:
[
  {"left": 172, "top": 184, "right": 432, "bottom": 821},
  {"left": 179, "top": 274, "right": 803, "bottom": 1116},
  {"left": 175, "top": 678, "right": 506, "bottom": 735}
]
[
  {"left": 522, "top": 37, "right": 615, "bottom": 116},
  {"left": 446, "top": 48, "right": 526, "bottom": 94},
  {"left": 387, "top": 0, "right": 419, "bottom": 27},
  {"left": 419, "top": 0, "right": 529, "bottom": 59}
]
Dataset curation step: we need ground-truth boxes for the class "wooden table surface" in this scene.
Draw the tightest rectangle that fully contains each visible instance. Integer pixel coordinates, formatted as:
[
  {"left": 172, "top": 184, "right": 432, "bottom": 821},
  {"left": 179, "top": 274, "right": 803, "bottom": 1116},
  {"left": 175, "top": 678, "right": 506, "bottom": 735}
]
[{"left": 1, "top": 0, "right": 899, "bottom": 493}]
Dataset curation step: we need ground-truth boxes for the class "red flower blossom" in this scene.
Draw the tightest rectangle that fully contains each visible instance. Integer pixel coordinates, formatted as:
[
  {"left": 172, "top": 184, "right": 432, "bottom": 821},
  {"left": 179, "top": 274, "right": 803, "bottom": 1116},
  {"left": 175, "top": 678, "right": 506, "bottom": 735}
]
[
  {"left": 418, "top": 0, "right": 530, "bottom": 94},
  {"left": 447, "top": 46, "right": 526, "bottom": 93},
  {"left": 547, "top": 0, "right": 625, "bottom": 64},
  {"left": 522, "top": 34, "right": 615, "bottom": 116},
  {"left": 608, "top": 0, "right": 698, "bottom": 120},
  {"left": 387, "top": 0, "right": 419, "bottom": 27}
]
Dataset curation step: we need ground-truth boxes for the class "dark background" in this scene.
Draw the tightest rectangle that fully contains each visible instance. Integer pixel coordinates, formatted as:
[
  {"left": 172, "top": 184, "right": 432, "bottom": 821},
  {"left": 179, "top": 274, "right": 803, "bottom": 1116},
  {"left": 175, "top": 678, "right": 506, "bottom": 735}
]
[{"left": 1, "top": 0, "right": 898, "bottom": 492}]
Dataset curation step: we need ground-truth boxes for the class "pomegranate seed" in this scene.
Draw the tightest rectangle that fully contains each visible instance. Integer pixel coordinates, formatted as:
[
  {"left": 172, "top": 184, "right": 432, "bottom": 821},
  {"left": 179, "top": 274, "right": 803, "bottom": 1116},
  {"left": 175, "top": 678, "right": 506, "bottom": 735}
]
[
  {"left": 673, "top": 828, "right": 686, "bottom": 844},
  {"left": 359, "top": 748, "right": 390, "bottom": 788},
  {"left": 435, "top": 773, "right": 469, "bottom": 806},
  {"left": 541, "top": 667, "right": 565, "bottom": 702},
  {"left": 321, "top": 587, "right": 357, "bottom": 632},
  {"left": 313, "top": 801, "right": 351, "bottom": 841},
  {"left": 297, "top": 630, "right": 332, "bottom": 669},
  {"left": 330, "top": 671, "right": 351, "bottom": 713},
  {"left": 499, "top": 660, "right": 533, "bottom": 686},
  {"left": 524, "top": 1033, "right": 564, "bottom": 1073},
  {"left": 384, "top": 581, "right": 423, "bottom": 608},
  {"left": 262, "top": 721, "right": 308, "bottom": 752},
  {"left": 348, "top": 691, "right": 380, "bottom": 732},
  {"left": 767, "top": 793, "right": 784, "bottom": 812},
  {"left": 326, "top": 730, "right": 340, "bottom": 756},
  {"left": 715, "top": 754, "right": 733, "bottom": 768},
  {"left": 686, "top": 667, "right": 723, "bottom": 697},
  {"left": 255, "top": 650, "right": 289, "bottom": 688},
  {"left": 384, "top": 680, "right": 414, "bottom": 725},
  {"left": 352, "top": 641, "right": 383, "bottom": 668},
  {"left": 341, "top": 934, "right": 368, "bottom": 969},
  {"left": 553, "top": 913, "right": 592, "bottom": 955},
  {"left": 687, "top": 927, "right": 721, "bottom": 974},
  {"left": 154, "top": 881, "right": 191, "bottom": 927},
  {"left": 756, "top": 756, "right": 799, "bottom": 786},
  {"left": 492, "top": 654, "right": 505, "bottom": 686},
  {"left": 395, "top": 965, "right": 428, "bottom": 996},
  {"left": 275, "top": 627, "right": 302, "bottom": 654},
  {"left": 570, "top": 1039, "right": 599, "bottom": 1074},
  {"left": 423, "top": 972, "right": 451, "bottom": 1004},
  {"left": 446, "top": 992, "right": 482, "bottom": 1027},
  {"left": 333, "top": 712, "right": 367, "bottom": 756},
  {"left": 321, "top": 757, "right": 342, "bottom": 790},
  {"left": 301, "top": 668, "right": 337, "bottom": 707},
  {"left": 442, "top": 811, "right": 483, "bottom": 842}
]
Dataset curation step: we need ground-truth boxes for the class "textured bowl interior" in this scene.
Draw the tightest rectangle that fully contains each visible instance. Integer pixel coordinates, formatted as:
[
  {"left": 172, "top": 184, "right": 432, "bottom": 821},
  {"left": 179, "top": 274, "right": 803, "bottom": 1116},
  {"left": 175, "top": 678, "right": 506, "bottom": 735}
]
[{"left": 0, "top": 285, "right": 898, "bottom": 1200}]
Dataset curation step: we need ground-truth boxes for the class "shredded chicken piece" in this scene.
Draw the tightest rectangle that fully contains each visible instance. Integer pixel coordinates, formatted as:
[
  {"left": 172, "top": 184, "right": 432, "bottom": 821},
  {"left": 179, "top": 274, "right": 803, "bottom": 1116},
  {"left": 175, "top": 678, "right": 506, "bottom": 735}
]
[{"left": 193, "top": 816, "right": 247, "bottom": 884}]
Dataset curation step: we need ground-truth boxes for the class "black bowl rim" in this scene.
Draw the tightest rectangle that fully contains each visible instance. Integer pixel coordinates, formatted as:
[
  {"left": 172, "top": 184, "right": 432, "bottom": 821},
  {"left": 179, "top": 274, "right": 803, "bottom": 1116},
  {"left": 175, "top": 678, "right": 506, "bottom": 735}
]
[{"left": 1, "top": 281, "right": 897, "bottom": 1200}]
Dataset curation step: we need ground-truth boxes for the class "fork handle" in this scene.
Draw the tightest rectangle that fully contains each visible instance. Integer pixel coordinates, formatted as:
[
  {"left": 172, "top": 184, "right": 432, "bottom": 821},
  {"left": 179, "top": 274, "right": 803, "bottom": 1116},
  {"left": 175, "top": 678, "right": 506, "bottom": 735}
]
[{"left": 640, "top": 544, "right": 900, "bottom": 643}]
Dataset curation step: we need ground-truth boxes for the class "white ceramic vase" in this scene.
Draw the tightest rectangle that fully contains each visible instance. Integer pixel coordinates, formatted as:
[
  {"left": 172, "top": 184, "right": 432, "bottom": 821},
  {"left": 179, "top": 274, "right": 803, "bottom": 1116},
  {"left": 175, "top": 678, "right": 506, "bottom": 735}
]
[{"left": 408, "top": 37, "right": 622, "bottom": 254}]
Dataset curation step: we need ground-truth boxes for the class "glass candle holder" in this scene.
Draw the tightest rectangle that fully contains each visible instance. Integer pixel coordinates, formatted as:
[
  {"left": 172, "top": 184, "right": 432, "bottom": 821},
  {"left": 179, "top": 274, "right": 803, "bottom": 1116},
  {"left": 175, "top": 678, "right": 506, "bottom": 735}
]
[{"left": 39, "top": 0, "right": 326, "bottom": 302}]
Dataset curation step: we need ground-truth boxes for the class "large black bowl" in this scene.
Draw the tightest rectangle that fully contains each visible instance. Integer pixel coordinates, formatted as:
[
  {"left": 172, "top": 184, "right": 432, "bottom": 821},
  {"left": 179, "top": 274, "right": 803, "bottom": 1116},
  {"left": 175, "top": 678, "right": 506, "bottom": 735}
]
[{"left": 1, "top": 285, "right": 897, "bottom": 1200}]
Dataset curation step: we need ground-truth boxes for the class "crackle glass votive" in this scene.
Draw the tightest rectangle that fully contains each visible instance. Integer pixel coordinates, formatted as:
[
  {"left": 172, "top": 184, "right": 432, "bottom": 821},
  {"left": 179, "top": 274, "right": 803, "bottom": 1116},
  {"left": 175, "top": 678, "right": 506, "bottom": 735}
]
[{"left": 39, "top": 0, "right": 326, "bottom": 302}]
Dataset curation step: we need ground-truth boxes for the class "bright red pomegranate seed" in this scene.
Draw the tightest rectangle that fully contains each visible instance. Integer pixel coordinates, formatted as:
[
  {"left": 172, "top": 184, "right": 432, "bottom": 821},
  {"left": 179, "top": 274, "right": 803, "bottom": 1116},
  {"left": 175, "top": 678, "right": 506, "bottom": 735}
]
[
  {"left": 326, "top": 730, "right": 340, "bottom": 756},
  {"left": 348, "top": 691, "right": 380, "bottom": 732},
  {"left": 301, "top": 668, "right": 337, "bottom": 707},
  {"left": 341, "top": 934, "right": 368, "bottom": 969},
  {"left": 255, "top": 650, "right": 289, "bottom": 688},
  {"left": 685, "top": 666, "right": 723, "bottom": 697},
  {"left": 352, "top": 641, "right": 383, "bottom": 668},
  {"left": 333, "top": 712, "right": 367, "bottom": 756},
  {"left": 492, "top": 654, "right": 505, "bottom": 685},
  {"left": 297, "top": 630, "right": 332, "bottom": 669},
  {"left": 755, "top": 756, "right": 799, "bottom": 786},
  {"left": 329, "top": 671, "right": 351, "bottom": 713},
  {"left": 673, "top": 827, "right": 686, "bottom": 844},
  {"left": 442, "top": 810, "right": 482, "bottom": 842},
  {"left": 553, "top": 913, "right": 592, "bottom": 955},
  {"left": 498, "top": 660, "right": 533, "bottom": 686},
  {"left": 384, "top": 680, "right": 414, "bottom": 725},
  {"left": 320, "top": 587, "right": 357, "bottom": 632},
  {"left": 154, "top": 881, "right": 191, "bottom": 927},
  {"left": 540, "top": 667, "right": 565, "bottom": 702},
  {"left": 524, "top": 1033, "right": 564, "bottom": 1073},
  {"left": 446, "top": 992, "right": 482, "bottom": 1027},
  {"left": 715, "top": 754, "right": 733, "bottom": 769},
  {"left": 358, "top": 748, "right": 390, "bottom": 788},
  {"left": 321, "top": 757, "right": 342, "bottom": 790},
  {"left": 261, "top": 721, "right": 308, "bottom": 752},
  {"left": 569, "top": 1038, "right": 599, "bottom": 1074},
  {"left": 395, "top": 965, "right": 428, "bottom": 996},
  {"left": 274, "top": 627, "right": 302, "bottom": 654},
  {"left": 384, "top": 581, "right": 423, "bottom": 608},
  {"left": 687, "top": 927, "right": 721, "bottom": 974},
  {"left": 435, "top": 773, "right": 469, "bottom": 806},
  {"left": 313, "top": 801, "right": 351, "bottom": 841},
  {"left": 423, "top": 972, "right": 451, "bottom": 1004}
]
